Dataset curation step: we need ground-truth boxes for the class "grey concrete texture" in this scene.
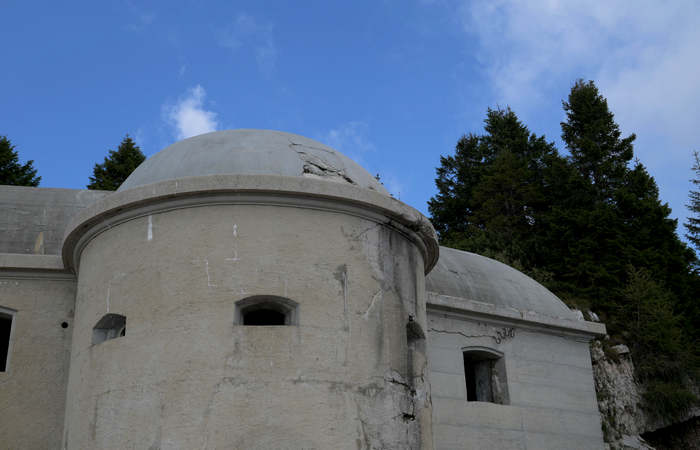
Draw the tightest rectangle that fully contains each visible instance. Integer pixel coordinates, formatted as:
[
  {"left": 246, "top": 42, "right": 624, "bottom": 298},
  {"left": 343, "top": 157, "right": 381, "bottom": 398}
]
[
  {"left": 0, "top": 275, "right": 75, "bottom": 449},
  {"left": 63, "top": 203, "right": 433, "bottom": 449},
  {"left": 0, "top": 253, "right": 66, "bottom": 272},
  {"left": 0, "top": 129, "right": 610, "bottom": 449},
  {"left": 427, "top": 310, "right": 605, "bottom": 450},
  {"left": 62, "top": 174, "right": 439, "bottom": 274},
  {"left": 0, "top": 186, "right": 109, "bottom": 255},
  {"left": 427, "top": 246, "right": 577, "bottom": 321},
  {"left": 118, "top": 129, "right": 389, "bottom": 195},
  {"left": 427, "top": 292, "right": 606, "bottom": 337}
]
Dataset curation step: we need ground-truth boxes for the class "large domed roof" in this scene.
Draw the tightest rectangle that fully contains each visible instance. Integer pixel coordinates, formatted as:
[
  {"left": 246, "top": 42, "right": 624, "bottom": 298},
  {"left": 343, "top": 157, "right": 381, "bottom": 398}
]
[
  {"left": 426, "top": 246, "right": 577, "bottom": 320},
  {"left": 118, "top": 129, "right": 388, "bottom": 194}
]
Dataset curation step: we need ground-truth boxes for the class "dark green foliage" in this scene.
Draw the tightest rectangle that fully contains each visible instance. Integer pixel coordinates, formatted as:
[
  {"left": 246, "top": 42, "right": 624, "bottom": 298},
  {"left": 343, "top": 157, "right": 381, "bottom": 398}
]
[
  {"left": 686, "top": 151, "right": 700, "bottom": 251},
  {"left": 643, "top": 381, "right": 697, "bottom": 421},
  {"left": 429, "top": 132, "right": 487, "bottom": 239},
  {"left": 642, "top": 415, "right": 700, "bottom": 449},
  {"left": 0, "top": 136, "right": 40, "bottom": 186},
  {"left": 429, "top": 80, "right": 700, "bottom": 420},
  {"left": 618, "top": 269, "right": 694, "bottom": 384},
  {"left": 87, "top": 135, "right": 145, "bottom": 190},
  {"left": 562, "top": 79, "right": 635, "bottom": 200},
  {"left": 428, "top": 108, "right": 559, "bottom": 266}
]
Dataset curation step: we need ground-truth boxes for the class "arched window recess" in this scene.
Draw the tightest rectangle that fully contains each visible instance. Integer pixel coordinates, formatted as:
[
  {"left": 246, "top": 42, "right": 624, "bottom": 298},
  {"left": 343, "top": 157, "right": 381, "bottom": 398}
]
[
  {"left": 92, "top": 313, "right": 127, "bottom": 345},
  {"left": 234, "top": 296, "right": 298, "bottom": 326}
]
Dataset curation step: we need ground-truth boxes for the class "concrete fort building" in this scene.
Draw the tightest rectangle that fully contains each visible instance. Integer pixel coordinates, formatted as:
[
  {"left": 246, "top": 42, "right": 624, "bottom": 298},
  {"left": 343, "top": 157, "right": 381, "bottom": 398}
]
[{"left": 0, "top": 130, "right": 606, "bottom": 449}]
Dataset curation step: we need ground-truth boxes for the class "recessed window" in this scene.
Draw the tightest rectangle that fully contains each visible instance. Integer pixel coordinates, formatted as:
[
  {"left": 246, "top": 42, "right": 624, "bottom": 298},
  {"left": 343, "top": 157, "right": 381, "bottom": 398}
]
[
  {"left": 235, "top": 296, "right": 298, "bottom": 326},
  {"left": 243, "top": 309, "right": 286, "bottom": 325},
  {"left": 92, "top": 313, "right": 126, "bottom": 345},
  {"left": 463, "top": 347, "right": 508, "bottom": 404},
  {"left": 0, "top": 308, "right": 15, "bottom": 372}
]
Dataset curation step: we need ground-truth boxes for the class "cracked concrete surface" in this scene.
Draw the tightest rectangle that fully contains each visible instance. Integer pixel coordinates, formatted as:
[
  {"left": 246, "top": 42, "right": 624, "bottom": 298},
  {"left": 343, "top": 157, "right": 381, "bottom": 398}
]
[
  {"left": 0, "top": 130, "right": 605, "bottom": 449},
  {"left": 117, "top": 129, "right": 388, "bottom": 195},
  {"left": 61, "top": 201, "right": 434, "bottom": 449}
]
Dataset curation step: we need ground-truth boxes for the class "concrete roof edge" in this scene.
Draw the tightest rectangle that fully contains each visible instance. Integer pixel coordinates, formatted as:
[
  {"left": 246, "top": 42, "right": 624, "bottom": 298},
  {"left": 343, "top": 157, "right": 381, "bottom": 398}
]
[
  {"left": 0, "top": 253, "right": 69, "bottom": 274},
  {"left": 0, "top": 185, "right": 111, "bottom": 194},
  {"left": 62, "top": 174, "right": 439, "bottom": 273},
  {"left": 426, "top": 291, "right": 606, "bottom": 338}
]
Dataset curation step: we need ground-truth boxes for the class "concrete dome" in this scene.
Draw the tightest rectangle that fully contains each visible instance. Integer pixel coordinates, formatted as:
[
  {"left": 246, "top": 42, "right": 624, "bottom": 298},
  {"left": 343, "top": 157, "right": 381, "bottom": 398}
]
[
  {"left": 426, "top": 246, "right": 577, "bottom": 320},
  {"left": 119, "top": 129, "right": 388, "bottom": 194}
]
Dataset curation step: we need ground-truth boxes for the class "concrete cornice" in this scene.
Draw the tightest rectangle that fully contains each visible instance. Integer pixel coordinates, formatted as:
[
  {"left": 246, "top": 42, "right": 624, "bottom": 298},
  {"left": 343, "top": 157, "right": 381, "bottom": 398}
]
[
  {"left": 0, "top": 253, "right": 74, "bottom": 280},
  {"left": 62, "top": 174, "right": 439, "bottom": 274},
  {"left": 427, "top": 291, "right": 606, "bottom": 339}
]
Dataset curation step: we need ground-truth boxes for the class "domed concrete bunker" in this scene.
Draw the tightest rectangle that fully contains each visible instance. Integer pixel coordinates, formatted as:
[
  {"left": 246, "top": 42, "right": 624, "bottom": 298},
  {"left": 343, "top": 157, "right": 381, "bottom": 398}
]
[
  {"left": 0, "top": 129, "right": 606, "bottom": 450},
  {"left": 61, "top": 130, "right": 438, "bottom": 449}
]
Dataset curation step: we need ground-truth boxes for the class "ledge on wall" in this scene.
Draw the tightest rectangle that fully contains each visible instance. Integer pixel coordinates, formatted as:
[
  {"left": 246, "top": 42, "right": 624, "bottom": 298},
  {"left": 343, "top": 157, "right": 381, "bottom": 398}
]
[
  {"left": 426, "top": 291, "right": 606, "bottom": 339},
  {"left": 0, "top": 253, "right": 72, "bottom": 279}
]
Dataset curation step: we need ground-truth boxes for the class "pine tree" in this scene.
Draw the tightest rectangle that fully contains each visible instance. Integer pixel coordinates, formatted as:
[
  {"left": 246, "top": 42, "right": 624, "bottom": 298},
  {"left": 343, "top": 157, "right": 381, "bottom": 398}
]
[
  {"left": 0, "top": 136, "right": 40, "bottom": 186},
  {"left": 685, "top": 151, "right": 700, "bottom": 251},
  {"left": 562, "top": 80, "right": 635, "bottom": 200},
  {"left": 429, "top": 108, "right": 560, "bottom": 267},
  {"left": 429, "top": 82, "right": 700, "bottom": 419},
  {"left": 471, "top": 109, "right": 556, "bottom": 264},
  {"left": 428, "top": 132, "right": 488, "bottom": 240},
  {"left": 87, "top": 135, "right": 146, "bottom": 190}
]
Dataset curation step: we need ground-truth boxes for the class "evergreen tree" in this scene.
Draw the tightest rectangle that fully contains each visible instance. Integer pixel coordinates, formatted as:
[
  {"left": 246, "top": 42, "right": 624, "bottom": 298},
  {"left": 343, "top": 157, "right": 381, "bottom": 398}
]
[
  {"left": 685, "top": 151, "right": 700, "bottom": 251},
  {"left": 555, "top": 80, "right": 638, "bottom": 305},
  {"left": 429, "top": 81, "right": 699, "bottom": 418},
  {"left": 428, "top": 108, "right": 560, "bottom": 267},
  {"left": 472, "top": 110, "right": 557, "bottom": 264},
  {"left": 88, "top": 135, "right": 145, "bottom": 190},
  {"left": 429, "top": 132, "right": 488, "bottom": 239},
  {"left": 0, "top": 136, "right": 40, "bottom": 186},
  {"left": 562, "top": 79, "right": 635, "bottom": 200}
]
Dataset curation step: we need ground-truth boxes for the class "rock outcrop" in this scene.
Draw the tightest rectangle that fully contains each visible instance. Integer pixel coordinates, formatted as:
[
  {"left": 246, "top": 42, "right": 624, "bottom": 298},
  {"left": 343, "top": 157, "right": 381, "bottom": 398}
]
[{"left": 591, "top": 340, "right": 699, "bottom": 449}]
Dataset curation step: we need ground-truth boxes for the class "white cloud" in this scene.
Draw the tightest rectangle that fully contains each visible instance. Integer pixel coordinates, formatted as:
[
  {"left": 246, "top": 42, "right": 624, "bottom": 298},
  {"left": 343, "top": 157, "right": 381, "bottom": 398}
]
[
  {"left": 165, "top": 85, "right": 219, "bottom": 140},
  {"left": 381, "top": 173, "right": 405, "bottom": 200},
  {"left": 220, "top": 13, "right": 277, "bottom": 78},
  {"left": 125, "top": 0, "right": 155, "bottom": 31},
  {"left": 133, "top": 128, "right": 145, "bottom": 147},
  {"left": 459, "top": 1, "right": 700, "bottom": 152},
  {"left": 322, "top": 121, "right": 376, "bottom": 157},
  {"left": 319, "top": 122, "right": 404, "bottom": 198},
  {"left": 455, "top": 0, "right": 700, "bottom": 225}
]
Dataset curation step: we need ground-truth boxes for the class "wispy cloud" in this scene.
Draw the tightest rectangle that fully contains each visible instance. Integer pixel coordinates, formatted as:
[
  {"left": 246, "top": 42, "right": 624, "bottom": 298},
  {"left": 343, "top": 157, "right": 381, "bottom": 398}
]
[
  {"left": 459, "top": 1, "right": 700, "bottom": 155},
  {"left": 164, "top": 85, "right": 219, "bottom": 140},
  {"left": 454, "top": 0, "right": 700, "bottom": 225},
  {"left": 219, "top": 13, "right": 277, "bottom": 78},
  {"left": 322, "top": 121, "right": 376, "bottom": 156},
  {"left": 381, "top": 173, "right": 405, "bottom": 200},
  {"left": 133, "top": 128, "right": 145, "bottom": 148},
  {"left": 125, "top": 0, "right": 155, "bottom": 31},
  {"left": 320, "top": 121, "right": 404, "bottom": 198}
]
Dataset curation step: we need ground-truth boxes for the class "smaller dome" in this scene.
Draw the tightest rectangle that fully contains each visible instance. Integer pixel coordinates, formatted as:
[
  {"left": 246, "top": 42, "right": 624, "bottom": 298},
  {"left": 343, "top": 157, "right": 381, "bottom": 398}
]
[
  {"left": 118, "top": 129, "right": 388, "bottom": 194},
  {"left": 426, "top": 246, "right": 576, "bottom": 320}
]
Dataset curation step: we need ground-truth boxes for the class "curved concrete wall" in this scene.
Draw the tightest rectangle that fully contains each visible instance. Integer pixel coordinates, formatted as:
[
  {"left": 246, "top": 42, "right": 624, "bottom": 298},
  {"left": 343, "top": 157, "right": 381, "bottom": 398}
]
[{"left": 63, "top": 202, "right": 431, "bottom": 449}]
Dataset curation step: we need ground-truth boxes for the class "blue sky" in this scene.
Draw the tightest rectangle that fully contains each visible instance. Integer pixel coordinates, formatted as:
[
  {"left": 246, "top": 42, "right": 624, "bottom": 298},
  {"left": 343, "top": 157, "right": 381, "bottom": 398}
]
[{"left": 2, "top": 1, "right": 699, "bottom": 239}]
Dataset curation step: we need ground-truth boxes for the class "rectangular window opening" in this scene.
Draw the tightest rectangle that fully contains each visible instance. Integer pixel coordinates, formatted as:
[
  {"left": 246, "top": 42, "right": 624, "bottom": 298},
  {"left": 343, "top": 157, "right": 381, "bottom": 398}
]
[
  {"left": 1, "top": 311, "right": 14, "bottom": 372},
  {"left": 463, "top": 349, "right": 508, "bottom": 404}
]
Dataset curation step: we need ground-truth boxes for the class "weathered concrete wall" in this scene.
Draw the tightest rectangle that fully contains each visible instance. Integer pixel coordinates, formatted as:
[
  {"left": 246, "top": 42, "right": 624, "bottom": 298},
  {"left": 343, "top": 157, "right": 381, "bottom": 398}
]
[
  {"left": 0, "top": 186, "right": 108, "bottom": 255},
  {"left": 63, "top": 203, "right": 431, "bottom": 449},
  {"left": 427, "top": 305, "right": 605, "bottom": 450},
  {"left": 0, "top": 264, "right": 75, "bottom": 449}
]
